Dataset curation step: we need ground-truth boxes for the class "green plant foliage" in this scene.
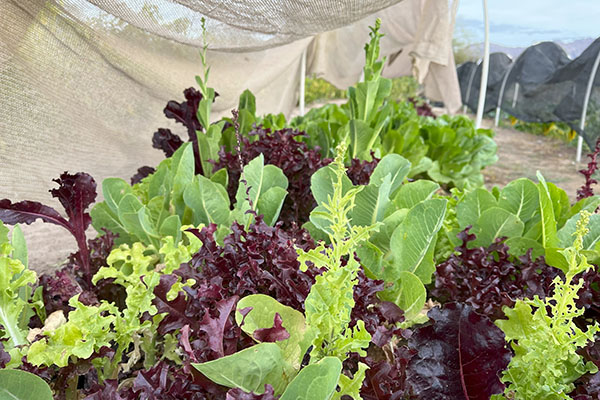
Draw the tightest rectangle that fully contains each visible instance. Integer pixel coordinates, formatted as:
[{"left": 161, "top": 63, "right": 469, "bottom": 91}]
[
  {"left": 287, "top": 36, "right": 496, "bottom": 189},
  {"left": 27, "top": 296, "right": 118, "bottom": 368},
  {"left": 0, "top": 223, "right": 37, "bottom": 349},
  {"left": 233, "top": 153, "right": 289, "bottom": 227},
  {"left": 495, "top": 211, "right": 600, "bottom": 399},
  {"left": 304, "top": 76, "right": 346, "bottom": 105},
  {"left": 28, "top": 231, "right": 198, "bottom": 375},
  {"left": 279, "top": 357, "right": 342, "bottom": 400},
  {"left": 298, "top": 143, "right": 376, "bottom": 366},
  {"left": 0, "top": 369, "right": 53, "bottom": 400},
  {"left": 450, "top": 173, "right": 600, "bottom": 268},
  {"left": 235, "top": 294, "right": 314, "bottom": 371},
  {"left": 194, "top": 343, "right": 289, "bottom": 395},
  {"left": 92, "top": 145, "right": 288, "bottom": 247}
]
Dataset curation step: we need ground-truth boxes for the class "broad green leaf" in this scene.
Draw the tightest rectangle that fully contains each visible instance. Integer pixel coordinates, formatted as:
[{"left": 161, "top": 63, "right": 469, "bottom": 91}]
[
  {"left": 238, "top": 89, "right": 256, "bottom": 115},
  {"left": 210, "top": 168, "right": 229, "bottom": 189},
  {"left": 310, "top": 165, "right": 353, "bottom": 206},
  {"left": 568, "top": 196, "right": 600, "bottom": 219},
  {"left": 388, "top": 198, "right": 447, "bottom": 284},
  {"left": 90, "top": 202, "right": 133, "bottom": 244},
  {"left": 426, "top": 160, "right": 452, "bottom": 184},
  {"left": 472, "top": 207, "right": 524, "bottom": 247},
  {"left": 346, "top": 120, "right": 377, "bottom": 160},
  {"left": 457, "top": 188, "right": 497, "bottom": 229},
  {"left": 193, "top": 343, "right": 287, "bottom": 395},
  {"left": 505, "top": 237, "right": 545, "bottom": 259},
  {"left": 350, "top": 175, "right": 392, "bottom": 226},
  {"left": 235, "top": 294, "right": 313, "bottom": 370},
  {"left": 10, "top": 225, "right": 27, "bottom": 268},
  {"left": 392, "top": 180, "right": 440, "bottom": 210},
  {"left": 357, "top": 241, "right": 385, "bottom": 279},
  {"left": 102, "top": 178, "right": 133, "bottom": 214},
  {"left": 158, "top": 215, "right": 182, "bottom": 242},
  {"left": 0, "top": 369, "right": 53, "bottom": 400},
  {"left": 279, "top": 357, "right": 342, "bottom": 400},
  {"left": 234, "top": 155, "right": 288, "bottom": 222},
  {"left": 148, "top": 161, "right": 171, "bottom": 200},
  {"left": 183, "top": 175, "right": 231, "bottom": 226},
  {"left": 498, "top": 178, "right": 539, "bottom": 223},
  {"left": 558, "top": 213, "right": 600, "bottom": 251},
  {"left": 378, "top": 271, "right": 426, "bottom": 321},
  {"left": 0, "top": 222, "right": 8, "bottom": 244},
  {"left": 301, "top": 221, "right": 329, "bottom": 243},
  {"left": 369, "top": 208, "right": 408, "bottom": 253},
  {"left": 369, "top": 154, "right": 411, "bottom": 196},
  {"left": 171, "top": 143, "right": 195, "bottom": 216},
  {"left": 117, "top": 195, "right": 158, "bottom": 246},
  {"left": 547, "top": 182, "right": 570, "bottom": 228},
  {"left": 145, "top": 195, "right": 169, "bottom": 227},
  {"left": 256, "top": 186, "right": 288, "bottom": 226},
  {"left": 197, "top": 122, "right": 224, "bottom": 178},
  {"left": 536, "top": 172, "right": 559, "bottom": 249}
]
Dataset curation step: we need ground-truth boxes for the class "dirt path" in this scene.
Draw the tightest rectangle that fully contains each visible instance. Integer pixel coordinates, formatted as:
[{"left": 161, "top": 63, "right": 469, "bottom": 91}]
[{"left": 478, "top": 118, "right": 589, "bottom": 201}]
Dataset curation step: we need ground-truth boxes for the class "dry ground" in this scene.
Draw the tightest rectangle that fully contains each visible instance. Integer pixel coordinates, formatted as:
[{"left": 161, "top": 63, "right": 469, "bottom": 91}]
[{"left": 478, "top": 118, "right": 590, "bottom": 201}]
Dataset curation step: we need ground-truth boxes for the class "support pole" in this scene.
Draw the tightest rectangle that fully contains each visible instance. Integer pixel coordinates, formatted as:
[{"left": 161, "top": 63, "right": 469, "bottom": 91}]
[
  {"left": 463, "top": 60, "right": 480, "bottom": 114},
  {"left": 299, "top": 48, "right": 307, "bottom": 116},
  {"left": 475, "top": 0, "right": 490, "bottom": 129},
  {"left": 512, "top": 83, "right": 519, "bottom": 108},
  {"left": 577, "top": 47, "right": 600, "bottom": 163},
  {"left": 494, "top": 57, "right": 515, "bottom": 127}
]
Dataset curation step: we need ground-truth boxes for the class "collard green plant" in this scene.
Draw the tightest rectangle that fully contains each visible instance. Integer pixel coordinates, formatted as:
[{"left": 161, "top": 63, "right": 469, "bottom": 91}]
[
  {"left": 495, "top": 211, "right": 600, "bottom": 399},
  {"left": 451, "top": 173, "right": 600, "bottom": 269}
]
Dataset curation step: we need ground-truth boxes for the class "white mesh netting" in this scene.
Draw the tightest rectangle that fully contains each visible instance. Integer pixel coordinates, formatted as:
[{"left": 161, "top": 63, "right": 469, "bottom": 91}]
[{"left": 0, "top": 0, "right": 460, "bottom": 271}]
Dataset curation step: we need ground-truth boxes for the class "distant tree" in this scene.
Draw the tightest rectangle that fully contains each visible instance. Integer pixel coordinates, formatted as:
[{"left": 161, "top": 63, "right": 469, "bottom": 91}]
[{"left": 453, "top": 24, "right": 478, "bottom": 65}]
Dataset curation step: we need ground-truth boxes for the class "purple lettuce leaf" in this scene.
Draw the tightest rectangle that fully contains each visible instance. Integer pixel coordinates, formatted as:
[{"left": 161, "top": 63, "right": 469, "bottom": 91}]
[
  {"left": 0, "top": 342, "right": 10, "bottom": 368},
  {"left": 0, "top": 172, "right": 97, "bottom": 285},
  {"left": 406, "top": 302, "right": 511, "bottom": 400},
  {"left": 253, "top": 313, "right": 290, "bottom": 343},
  {"left": 131, "top": 166, "right": 156, "bottom": 185},
  {"left": 163, "top": 87, "right": 205, "bottom": 174},
  {"left": 152, "top": 128, "right": 184, "bottom": 158},
  {"left": 432, "top": 227, "right": 559, "bottom": 320},
  {"left": 346, "top": 153, "right": 380, "bottom": 186},
  {"left": 197, "top": 296, "right": 239, "bottom": 358},
  {"left": 577, "top": 137, "right": 600, "bottom": 200},
  {"left": 153, "top": 218, "right": 318, "bottom": 367},
  {"left": 164, "top": 87, "right": 204, "bottom": 140},
  {"left": 360, "top": 345, "right": 417, "bottom": 400},
  {"left": 84, "top": 380, "right": 128, "bottom": 400},
  {"left": 571, "top": 372, "right": 600, "bottom": 399},
  {"left": 350, "top": 269, "right": 403, "bottom": 347},
  {"left": 226, "top": 384, "right": 278, "bottom": 400},
  {"left": 131, "top": 361, "right": 213, "bottom": 400}
]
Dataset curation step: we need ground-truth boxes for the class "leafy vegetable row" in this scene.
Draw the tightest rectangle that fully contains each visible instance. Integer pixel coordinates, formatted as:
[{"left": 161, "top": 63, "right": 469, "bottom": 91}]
[{"left": 0, "top": 19, "right": 599, "bottom": 400}]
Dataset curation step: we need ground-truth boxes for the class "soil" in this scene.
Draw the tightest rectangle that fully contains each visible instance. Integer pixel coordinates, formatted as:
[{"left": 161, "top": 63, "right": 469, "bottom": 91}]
[{"left": 477, "top": 118, "right": 591, "bottom": 201}]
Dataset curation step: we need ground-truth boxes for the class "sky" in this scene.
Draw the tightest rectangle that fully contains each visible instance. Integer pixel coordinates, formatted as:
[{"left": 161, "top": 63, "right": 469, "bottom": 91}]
[{"left": 456, "top": 0, "right": 600, "bottom": 47}]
